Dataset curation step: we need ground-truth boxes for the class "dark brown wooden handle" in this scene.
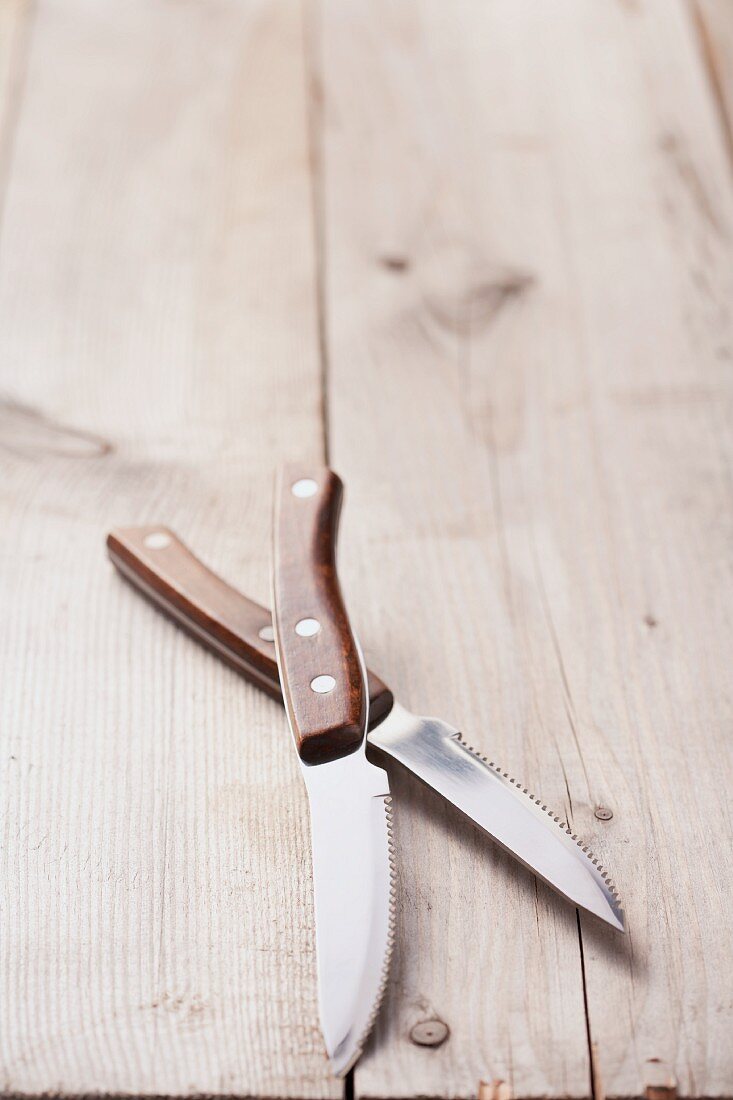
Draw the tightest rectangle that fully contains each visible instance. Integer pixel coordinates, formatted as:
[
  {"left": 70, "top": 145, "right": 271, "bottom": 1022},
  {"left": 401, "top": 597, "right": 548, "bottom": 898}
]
[
  {"left": 105, "top": 526, "right": 394, "bottom": 729},
  {"left": 273, "top": 466, "right": 368, "bottom": 765}
]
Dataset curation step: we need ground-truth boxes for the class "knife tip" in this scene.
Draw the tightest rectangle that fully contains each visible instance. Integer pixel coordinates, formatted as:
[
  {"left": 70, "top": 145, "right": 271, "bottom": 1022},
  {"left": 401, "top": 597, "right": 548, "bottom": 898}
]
[
  {"left": 611, "top": 909, "right": 626, "bottom": 933},
  {"left": 328, "top": 1044, "right": 361, "bottom": 1078},
  {"left": 592, "top": 899, "right": 625, "bottom": 933}
]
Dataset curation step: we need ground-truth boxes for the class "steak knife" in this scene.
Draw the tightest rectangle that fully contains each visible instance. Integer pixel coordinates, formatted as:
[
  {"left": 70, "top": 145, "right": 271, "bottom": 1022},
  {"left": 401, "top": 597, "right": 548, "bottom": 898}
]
[
  {"left": 271, "top": 466, "right": 395, "bottom": 1074},
  {"left": 106, "top": 524, "right": 625, "bottom": 935}
]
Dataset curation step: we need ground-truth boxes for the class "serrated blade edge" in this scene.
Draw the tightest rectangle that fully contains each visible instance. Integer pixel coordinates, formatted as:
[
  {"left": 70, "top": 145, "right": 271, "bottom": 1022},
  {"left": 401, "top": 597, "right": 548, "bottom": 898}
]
[
  {"left": 337, "top": 791, "right": 397, "bottom": 1075},
  {"left": 455, "top": 730, "right": 624, "bottom": 921},
  {"left": 302, "top": 752, "right": 396, "bottom": 1076},
  {"left": 370, "top": 704, "right": 624, "bottom": 932}
]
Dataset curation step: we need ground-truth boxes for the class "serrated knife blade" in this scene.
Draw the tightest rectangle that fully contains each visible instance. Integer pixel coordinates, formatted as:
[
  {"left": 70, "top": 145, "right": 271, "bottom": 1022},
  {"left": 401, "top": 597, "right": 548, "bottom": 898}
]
[
  {"left": 106, "top": 523, "right": 625, "bottom": 935},
  {"left": 303, "top": 753, "right": 395, "bottom": 1074},
  {"left": 271, "top": 466, "right": 395, "bottom": 1075},
  {"left": 371, "top": 704, "right": 624, "bottom": 931}
]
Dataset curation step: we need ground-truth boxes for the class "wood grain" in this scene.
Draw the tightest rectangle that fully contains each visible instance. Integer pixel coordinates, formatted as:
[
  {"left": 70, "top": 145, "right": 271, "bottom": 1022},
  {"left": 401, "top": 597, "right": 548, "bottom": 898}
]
[
  {"left": 0, "top": 0, "right": 337, "bottom": 1095},
  {"left": 314, "top": 0, "right": 733, "bottom": 1097},
  {"left": 2, "top": 0, "right": 733, "bottom": 1097}
]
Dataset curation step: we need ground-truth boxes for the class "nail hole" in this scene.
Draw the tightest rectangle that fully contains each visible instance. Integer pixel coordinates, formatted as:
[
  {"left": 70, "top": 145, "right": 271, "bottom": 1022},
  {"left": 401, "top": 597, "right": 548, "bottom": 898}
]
[
  {"left": 311, "top": 675, "right": 336, "bottom": 694},
  {"left": 409, "top": 1019, "right": 450, "bottom": 1047},
  {"left": 258, "top": 625, "right": 275, "bottom": 642},
  {"left": 291, "top": 478, "right": 318, "bottom": 498},
  {"left": 295, "top": 618, "right": 320, "bottom": 637},
  {"left": 143, "top": 532, "right": 171, "bottom": 550}
]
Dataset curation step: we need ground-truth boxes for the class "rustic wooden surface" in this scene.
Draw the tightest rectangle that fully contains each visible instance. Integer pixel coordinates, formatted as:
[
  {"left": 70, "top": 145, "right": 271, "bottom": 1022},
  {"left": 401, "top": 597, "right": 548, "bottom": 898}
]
[{"left": 1, "top": 1, "right": 731, "bottom": 1098}]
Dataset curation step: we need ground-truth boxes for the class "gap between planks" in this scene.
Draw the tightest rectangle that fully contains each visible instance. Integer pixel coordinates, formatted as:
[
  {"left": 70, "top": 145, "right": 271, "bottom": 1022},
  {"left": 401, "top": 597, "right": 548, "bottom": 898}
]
[{"left": 304, "top": 0, "right": 331, "bottom": 466}]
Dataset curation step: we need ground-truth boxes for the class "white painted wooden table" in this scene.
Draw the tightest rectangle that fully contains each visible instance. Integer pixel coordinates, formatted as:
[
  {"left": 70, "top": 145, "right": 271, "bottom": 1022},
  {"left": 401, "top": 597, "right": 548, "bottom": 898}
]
[{"left": 1, "top": 2, "right": 732, "bottom": 1096}]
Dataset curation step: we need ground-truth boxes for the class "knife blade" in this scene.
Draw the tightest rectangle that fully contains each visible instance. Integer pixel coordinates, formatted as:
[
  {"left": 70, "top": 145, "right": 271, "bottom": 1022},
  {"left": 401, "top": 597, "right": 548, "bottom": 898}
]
[
  {"left": 271, "top": 465, "right": 395, "bottom": 1075},
  {"left": 106, "top": 525, "right": 624, "bottom": 934}
]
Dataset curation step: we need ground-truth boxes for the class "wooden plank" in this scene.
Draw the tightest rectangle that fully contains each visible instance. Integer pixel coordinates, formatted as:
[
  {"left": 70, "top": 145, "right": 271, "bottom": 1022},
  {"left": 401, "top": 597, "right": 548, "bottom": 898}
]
[
  {"left": 0, "top": 0, "right": 335, "bottom": 1095},
  {"left": 549, "top": 2, "right": 733, "bottom": 1095},
  {"left": 317, "top": 3, "right": 591, "bottom": 1097},
  {"left": 317, "top": 1, "right": 733, "bottom": 1097}
]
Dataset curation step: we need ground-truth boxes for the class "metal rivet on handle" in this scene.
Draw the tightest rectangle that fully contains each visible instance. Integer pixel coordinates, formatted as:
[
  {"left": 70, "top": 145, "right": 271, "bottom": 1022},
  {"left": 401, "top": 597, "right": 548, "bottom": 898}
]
[
  {"left": 258, "top": 625, "right": 275, "bottom": 642},
  {"left": 409, "top": 1019, "right": 450, "bottom": 1047},
  {"left": 143, "top": 532, "right": 171, "bottom": 550},
  {"left": 594, "top": 806, "right": 613, "bottom": 821},
  {"left": 311, "top": 675, "right": 336, "bottom": 694},
  {"left": 291, "top": 478, "right": 318, "bottom": 498},
  {"left": 295, "top": 618, "right": 320, "bottom": 637}
]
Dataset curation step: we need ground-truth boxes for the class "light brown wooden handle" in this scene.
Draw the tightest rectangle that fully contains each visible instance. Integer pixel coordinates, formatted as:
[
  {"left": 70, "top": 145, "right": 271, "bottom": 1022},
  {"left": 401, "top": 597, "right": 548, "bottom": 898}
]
[
  {"left": 273, "top": 465, "right": 367, "bottom": 765},
  {"left": 106, "top": 526, "right": 394, "bottom": 728}
]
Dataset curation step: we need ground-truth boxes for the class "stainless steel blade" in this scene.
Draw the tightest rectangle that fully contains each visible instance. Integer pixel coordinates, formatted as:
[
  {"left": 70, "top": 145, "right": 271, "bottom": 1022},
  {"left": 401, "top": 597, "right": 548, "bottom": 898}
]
[
  {"left": 370, "top": 704, "right": 624, "bottom": 932},
  {"left": 301, "top": 750, "right": 395, "bottom": 1076}
]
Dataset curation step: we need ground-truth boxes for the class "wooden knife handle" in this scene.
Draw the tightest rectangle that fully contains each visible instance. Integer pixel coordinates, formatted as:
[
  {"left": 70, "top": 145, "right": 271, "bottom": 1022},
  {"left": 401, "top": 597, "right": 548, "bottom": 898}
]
[
  {"left": 106, "top": 526, "right": 394, "bottom": 729},
  {"left": 273, "top": 465, "right": 368, "bottom": 765}
]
